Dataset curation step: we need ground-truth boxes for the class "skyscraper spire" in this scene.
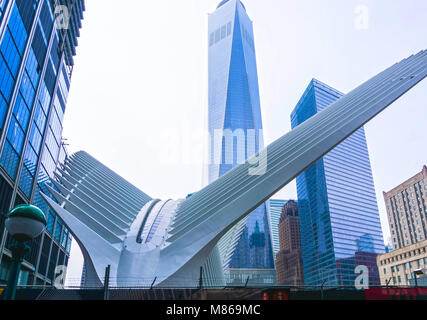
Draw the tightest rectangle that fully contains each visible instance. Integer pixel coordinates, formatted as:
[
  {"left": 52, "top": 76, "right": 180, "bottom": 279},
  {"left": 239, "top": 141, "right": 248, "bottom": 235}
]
[
  {"left": 217, "top": 0, "right": 230, "bottom": 9},
  {"left": 217, "top": 0, "right": 246, "bottom": 11}
]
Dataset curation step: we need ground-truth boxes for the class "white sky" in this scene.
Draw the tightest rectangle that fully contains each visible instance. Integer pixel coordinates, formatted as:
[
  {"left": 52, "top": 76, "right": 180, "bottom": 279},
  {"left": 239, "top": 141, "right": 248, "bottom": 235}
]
[{"left": 62, "top": 0, "right": 427, "bottom": 286}]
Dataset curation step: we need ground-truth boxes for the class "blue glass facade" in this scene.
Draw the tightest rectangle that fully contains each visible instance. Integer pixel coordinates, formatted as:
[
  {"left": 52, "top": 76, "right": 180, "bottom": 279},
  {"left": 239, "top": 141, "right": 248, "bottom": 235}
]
[
  {"left": 291, "top": 79, "right": 385, "bottom": 288},
  {"left": 268, "top": 199, "right": 288, "bottom": 256},
  {"left": 208, "top": 0, "right": 274, "bottom": 270},
  {"left": 0, "top": 0, "right": 84, "bottom": 286}
]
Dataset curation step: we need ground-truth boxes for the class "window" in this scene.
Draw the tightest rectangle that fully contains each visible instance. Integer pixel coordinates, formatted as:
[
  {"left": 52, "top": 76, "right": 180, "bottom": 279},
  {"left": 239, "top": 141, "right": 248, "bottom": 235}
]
[
  {"left": 60, "top": 227, "right": 68, "bottom": 248},
  {"left": 209, "top": 32, "right": 214, "bottom": 46},
  {"left": 227, "top": 22, "right": 232, "bottom": 35},
  {"left": 54, "top": 219, "right": 62, "bottom": 242},
  {"left": 220, "top": 25, "right": 226, "bottom": 40},
  {"left": 66, "top": 234, "right": 72, "bottom": 253},
  {"left": 212, "top": 22, "right": 232, "bottom": 46},
  {"left": 46, "top": 211, "right": 55, "bottom": 234},
  {"left": 215, "top": 29, "right": 220, "bottom": 43}
]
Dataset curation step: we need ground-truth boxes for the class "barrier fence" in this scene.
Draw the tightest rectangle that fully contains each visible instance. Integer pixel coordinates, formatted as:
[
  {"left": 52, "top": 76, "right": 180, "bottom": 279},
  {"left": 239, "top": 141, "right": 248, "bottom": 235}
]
[{"left": 1, "top": 284, "right": 427, "bottom": 300}]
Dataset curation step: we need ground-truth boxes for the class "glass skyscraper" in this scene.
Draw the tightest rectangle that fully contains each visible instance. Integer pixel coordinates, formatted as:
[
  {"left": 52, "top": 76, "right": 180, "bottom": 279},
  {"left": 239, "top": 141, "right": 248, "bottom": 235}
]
[
  {"left": 291, "top": 79, "right": 385, "bottom": 288},
  {"left": 269, "top": 199, "right": 288, "bottom": 257},
  {"left": 0, "top": 0, "right": 85, "bottom": 287},
  {"left": 208, "top": 0, "right": 274, "bottom": 271}
]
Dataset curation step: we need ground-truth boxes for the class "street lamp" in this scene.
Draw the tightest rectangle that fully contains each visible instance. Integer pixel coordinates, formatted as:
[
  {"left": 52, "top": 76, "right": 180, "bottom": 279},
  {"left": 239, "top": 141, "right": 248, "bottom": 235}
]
[{"left": 2, "top": 204, "right": 46, "bottom": 300}]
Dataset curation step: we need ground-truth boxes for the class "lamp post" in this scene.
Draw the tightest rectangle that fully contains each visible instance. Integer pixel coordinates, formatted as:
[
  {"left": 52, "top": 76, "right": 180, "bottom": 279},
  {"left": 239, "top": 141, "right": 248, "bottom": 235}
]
[{"left": 2, "top": 204, "right": 46, "bottom": 300}]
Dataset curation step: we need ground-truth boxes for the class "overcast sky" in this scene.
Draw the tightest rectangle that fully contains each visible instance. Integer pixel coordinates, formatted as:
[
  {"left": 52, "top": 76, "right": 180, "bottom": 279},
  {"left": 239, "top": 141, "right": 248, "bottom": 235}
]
[{"left": 62, "top": 0, "right": 427, "bottom": 286}]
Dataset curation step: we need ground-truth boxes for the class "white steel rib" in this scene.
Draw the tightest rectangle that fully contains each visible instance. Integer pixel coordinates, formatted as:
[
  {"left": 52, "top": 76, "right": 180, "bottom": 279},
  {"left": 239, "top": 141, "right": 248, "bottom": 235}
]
[{"left": 43, "top": 50, "right": 426, "bottom": 287}]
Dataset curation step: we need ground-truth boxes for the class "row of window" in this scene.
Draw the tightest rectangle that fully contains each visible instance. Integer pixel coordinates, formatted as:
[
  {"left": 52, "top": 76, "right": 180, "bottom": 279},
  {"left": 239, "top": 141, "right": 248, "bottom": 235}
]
[
  {"left": 1, "top": 0, "right": 67, "bottom": 251},
  {"left": 18, "top": 81, "right": 50, "bottom": 198},
  {"left": 385, "top": 257, "right": 427, "bottom": 285},
  {"left": 380, "top": 246, "right": 427, "bottom": 266},
  {"left": 0, "top": 6, "right": 28, "bottom": 133},
  {"left": 387, "top": 179, "right": 427, "bottom": 248},
  {"left": 386, "top": 258, "right": 427, "bottom": 274},
  {"left": 37, "top": 231, "right": 69, "bottom": 283},
  {"left": 0, "top": 0, "right": 68, "bottom": 201},
  {"left": 241, "top": 25, "right": 254, "bottom": 52},
  {"left": 0, "top": 0, "right": 73, "bottom": 288},
  {"left": 0, "top": 5, "right": 38, "bottom": 180},
  {"left": 45, "top": 208, "right": 71, "bottom": 252},
  {"left": 209, "top": 21, "right": 232, "bottom": 47},
  {"left": 391, "top": 273, "right": 415, "bottom": 285}
]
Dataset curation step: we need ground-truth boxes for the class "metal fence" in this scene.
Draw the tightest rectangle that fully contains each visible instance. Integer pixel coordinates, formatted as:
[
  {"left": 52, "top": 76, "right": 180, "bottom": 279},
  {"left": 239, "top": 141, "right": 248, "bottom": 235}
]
[{"left": 2, "top": 284, "right": 427, "bottom": 300}]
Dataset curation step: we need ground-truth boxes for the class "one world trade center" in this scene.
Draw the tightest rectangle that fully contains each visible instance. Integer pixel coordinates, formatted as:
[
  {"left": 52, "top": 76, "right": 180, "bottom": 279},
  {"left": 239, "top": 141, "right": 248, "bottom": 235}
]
[{"left": 208, "top": 0, "right": 274, "bottom": 275}]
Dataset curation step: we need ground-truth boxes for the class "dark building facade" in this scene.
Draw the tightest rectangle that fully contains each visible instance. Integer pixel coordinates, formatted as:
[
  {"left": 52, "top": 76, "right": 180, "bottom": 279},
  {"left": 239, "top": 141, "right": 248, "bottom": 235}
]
[
  {"left": 275, "top": 200, "right": 304, "bottom": 286},
  {"left": 0, "top": 0, "right": 85, "bottom": 287}
]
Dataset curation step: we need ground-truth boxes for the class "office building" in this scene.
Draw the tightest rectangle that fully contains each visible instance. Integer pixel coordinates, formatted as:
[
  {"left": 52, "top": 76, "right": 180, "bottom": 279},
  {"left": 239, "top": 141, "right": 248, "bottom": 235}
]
[
  {"left": 377, "top": 239, "right": 427, "bottom": 286},
  {"left": 0, "top": 0, "right": 85, "bottom": 287},
  {"left": 269, "top": 199, "right": 288, "bottom": 256},
  {"left": 275, "top": 200, "right": 304, "bottom": 286},
  {"left": 383, "top": 165, "right": 427, "bottom": 250},
  {"left": 208, "top": 0, "right": 274, "bottom": 272},
  {"left": 291, "top": 79, "right": 385, "bottom": 288}
]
